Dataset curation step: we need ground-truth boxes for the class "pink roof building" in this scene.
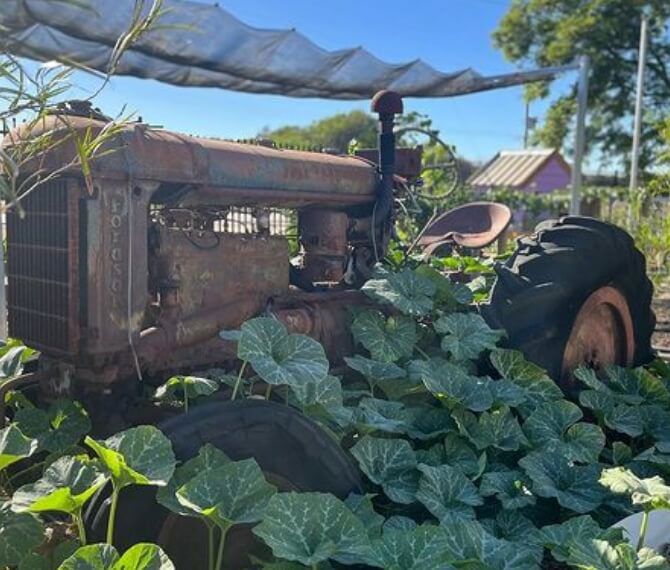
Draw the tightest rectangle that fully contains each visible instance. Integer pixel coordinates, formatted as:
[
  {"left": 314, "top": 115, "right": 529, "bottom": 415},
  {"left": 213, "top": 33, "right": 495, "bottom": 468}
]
[{"left": 468, "top": 149, "right": 571, "bottom": 194}]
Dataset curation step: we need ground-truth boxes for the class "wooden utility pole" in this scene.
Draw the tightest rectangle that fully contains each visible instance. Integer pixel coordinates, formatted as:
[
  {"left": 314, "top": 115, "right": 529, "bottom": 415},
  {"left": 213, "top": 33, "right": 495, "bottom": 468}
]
[
  {"left": 629, "top": 15, "right": 648, "bottom": 195},
  {"left": 570, "top": 55, "right": 590, "bottom": 216}
]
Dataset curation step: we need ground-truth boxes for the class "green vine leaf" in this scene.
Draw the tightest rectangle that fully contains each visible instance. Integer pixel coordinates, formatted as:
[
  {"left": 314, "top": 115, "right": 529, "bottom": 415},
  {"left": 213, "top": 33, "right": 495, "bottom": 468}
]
[
  {"left": 176, "top": 458, "right": 276, "bottom": 530},
  {"left": 414, "top": 265, "right": 473, "bottom": 308},
  {"left": 344, "top": 355, "right": 406, "bottom": 382},
  {"left": 417, "top": 360, "right": 494, "bottom": 412},
  {"left": 599, "top": 467, "right": 670, "bottom": 510},
  {"left": 14, "top": 400, "right": 91, "bottom": 454},
  {"left": 291, "top": 374, "right": 344, "bottom": 410},
  {"left": 454, "top": 407, "right": 528, "bottom": 451},
  {"left": 523, "top": 400, "right": 605, "bottom": 463},
  {"left": 566, "top": 539, "right": 668, "bottom": 570},
  {"left": 519, "top": 452, "right": 605, "bottom": 513},
  {"left": 351, "top": 310, "right": 416, "bottom": 363},
  {"left": 252, "top": 492, "right": 372, "bottom": 567},
  {"left": 157, "top": 444, "right": 231, "bottom": 517},
  {"left": 0, "top": 424, "right": 37, "bottom": 471},
  {"left": 490, "top": 349, "right": 563, "bottom": 412},
  {"left": 85, "top": 425, "right": 176, "bottom": 489},
  {"left": 350, "top": 436, "right": 418, "bottom": 504},
  {"left": 237, "top": 317, "right": 329, "bottom": 386},
  {"left": 0, "top": 344, "right": 36, "bottom": 379},
  {"left": 344, "top": 494, "right": 384, "bottom": 540},
  {"left": 579, "top": 390, "right": 644, "bottom": 438},
  {"left": 415, "top": 463, "right": 483, "bottom": 523},
  {"left": 154, "top": 375, "right": 219, "bottom": 402},
  {"left": 0, "top": 504, "right": 43, "bottom": 568},
  {"left": 361, "top": 268, "right": 436, "bottom": 316},
  {"left": 539, "top": 515, "right": 611, "bottom": 563},
  {"left": 480, "top": 469, "right": 536, "bottom": 510},
  {"left": 434, "top": 313, "right": 503, "bottom": 360},
  {"left": 58, "top": 543, "right": 174, "bottom": 569},
  {"left": 370, "top": 524, "right": 452, "bottom": 569},
  {"left": 12, "top": 456, "right": 107, "bottom": 516}
]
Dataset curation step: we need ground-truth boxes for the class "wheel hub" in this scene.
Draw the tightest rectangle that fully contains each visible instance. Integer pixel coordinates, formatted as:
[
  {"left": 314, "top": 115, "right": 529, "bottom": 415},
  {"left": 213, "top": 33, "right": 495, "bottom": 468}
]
[{"left": 561, "top": 285, "right": 635, "bottom": 387}]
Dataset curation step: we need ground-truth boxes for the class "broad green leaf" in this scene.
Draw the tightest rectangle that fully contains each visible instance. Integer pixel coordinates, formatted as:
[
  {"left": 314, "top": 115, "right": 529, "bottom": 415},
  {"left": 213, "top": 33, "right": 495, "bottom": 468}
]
[
  {"left": 612, "top": 442, "right": 633, "bottom": 466},
  {"left": 523, "top": 400, "right": 604, "bottom": 463},
  {"left": 18, "top": 552, "right": 49, "bottom": 570},
  {"left": 351, "top": 310, "right": 416, "bottom": 363},
  {"left": 0, "top": 424, "right": 37, "bottom": 470},
  {"left": 442, "top": 433, "right": 484, "bottom": 477},
  {"left": 439, "top": 520, "right": 540, "bottom": 569},
  {"left": 454, "top": 407, "right": 527, "bottom": 451},
  {"left": 434, "top": 313, "right": 503, "bottom": 360},
  {"left": 402, "top": 406, "right": 456, "bottom": 441},
  {"left": 482, "top": 510, "right": 540, "bottom": 547},
  {"left": 176, "top": 458, "right": 276, "bottom": 529},
  {"left": 85, "top": 425, "right": 176, "bottom": 489},
  {"left": 480, "top": 469, "right": 535, "bottom": 510},
  {"left": 490, "top": 348, "right": 563, "bottom": 412},
  {"left": 154, "top": 375, "right": 219, "bottom": 401},
  {"left": 416, "top": 463, "right": 483, "bottom": 523},
  {"left": 383, "top": 516, "right": 417, "bottom": 532},
  {"left": 540, "top": 515, "right": 607, "bottom": 563},
  {"left": 565, "top": 539, "right": 668, "bottom": 570},
  {"left": 361, "top": 268, "right": 436, "bottom": 316},
  {"left": 344, "top": 494, "right": 384, "bottom": 540},
  {"left": 353, "top": 398, "right": 409, "bottom": 435},
  {"left": 642, "top": 406, "right": 670, "bottom": 441},
  {"left": 606, "top": 366, "right": 670, "bottom": 407},
  {"left": 415, "top": 265, "right": 473, "bottom": 308},
  {"left": 290, "top": 374, "right": 343, "bottom": 410},
  {"left": 59, "top": 544, "right": 119, "bottom": 570},
  {"left": 0, "top": 345, "right": 34, "bottom": 378},
  {"left": 237, "top": 317, "right": 329, "bottom": 386},
  {"left": 252, "top": 492, "right": 371, "bottom": 566},
  {"left": 58, "top": 543, "right": 174, "bottom": 570},
  {"left": 417, "top": 359, "right": 494, "bottom": 412},
  {"left": 12, "top": 456, "right": 107, "bottom": 515},
  {"left": 157, "top": 443, "right": 231, "bottom": 517},
  {"left": 344, "top": 355, "right": 405, "bottom": 381},
  {"left": 370, "top": 524, "right": 452, "bottom": 569},
  {"left": 114, "top": 543, "right": 175, "bottom": 570},
  {"left": 0, "top": 504, "right": 43, "bottom": 568},
  {"left": 579, "top": 390, "right": 644, "bottom": 438},
  {"left": 350, "top": 436, "right": 418, "bottom": 504},
  {"left": 519, "top": 452, "right": 605, "bottom": 513},
  {"left": 599, "top": 467, "right": 670, "bottom": 510},
  {"left": 14, "top": 400, "right": 91, "bottom": 454}
]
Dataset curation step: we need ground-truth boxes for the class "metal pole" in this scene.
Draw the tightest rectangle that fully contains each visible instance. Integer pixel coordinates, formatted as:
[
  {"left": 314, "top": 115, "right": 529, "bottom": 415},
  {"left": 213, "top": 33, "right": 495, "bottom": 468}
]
[
  {"left": 570, "top": 55, "right": 590, "bottom": 216},
  {"left": 523, "top": 101, "right": 529, "bottom": 149},
  {"left": 629, "top": 15, "right": 648, "bottom": 194}
]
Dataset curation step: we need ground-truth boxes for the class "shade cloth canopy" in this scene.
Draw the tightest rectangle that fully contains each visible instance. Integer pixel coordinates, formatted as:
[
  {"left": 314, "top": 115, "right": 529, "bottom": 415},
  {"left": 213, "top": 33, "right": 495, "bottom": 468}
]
[{"left": 0, "top": 0, "right": 574, "bottom": 99}]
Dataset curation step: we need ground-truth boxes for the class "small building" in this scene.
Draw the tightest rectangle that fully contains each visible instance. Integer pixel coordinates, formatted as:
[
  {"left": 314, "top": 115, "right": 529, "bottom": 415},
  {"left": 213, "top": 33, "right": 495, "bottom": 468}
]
[{"left": 468, "top": 148, "right": 571, "bottom": 193}]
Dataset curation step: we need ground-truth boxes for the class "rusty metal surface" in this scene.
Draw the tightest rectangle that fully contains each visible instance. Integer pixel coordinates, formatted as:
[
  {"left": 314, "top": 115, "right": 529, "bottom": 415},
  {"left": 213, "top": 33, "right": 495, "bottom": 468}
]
[
  {"left": 7, "top": 116, "right": 378, "bottom": 204},
  {"left": 6, "top": 178, "right": 80, "bottom": 355},
  {"left": 419, "top": 201, "right": 512, "bottom": 254},
  {"left": 299, "top": 209, "right": 348, "bottom": 283},
  {"left": 354, "top": 147, "right": 422, "bottom": 179}
]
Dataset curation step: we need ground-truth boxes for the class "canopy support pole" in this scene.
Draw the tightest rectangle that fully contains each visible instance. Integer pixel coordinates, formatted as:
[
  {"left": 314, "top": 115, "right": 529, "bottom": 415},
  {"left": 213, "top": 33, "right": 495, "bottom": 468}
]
[{"left": 570, "top": 55, "right": 590, "bottom": 216}]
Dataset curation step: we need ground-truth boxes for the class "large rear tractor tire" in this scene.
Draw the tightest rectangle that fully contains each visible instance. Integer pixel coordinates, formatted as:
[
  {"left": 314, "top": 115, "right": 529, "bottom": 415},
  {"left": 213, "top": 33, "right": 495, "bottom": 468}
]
[
  {"left": 85, "top": 399, "right": 362, "bottom": 569},
  {"left": 482, "top": 216, "right": 655, "bottom": 392}
]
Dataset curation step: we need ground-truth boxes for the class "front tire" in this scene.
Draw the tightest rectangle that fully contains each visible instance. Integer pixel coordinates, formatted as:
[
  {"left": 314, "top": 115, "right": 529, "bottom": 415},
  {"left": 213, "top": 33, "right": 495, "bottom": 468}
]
[
  {"left": 483, "top": 216, "right": 655, "bottom": 390},
  {"left": 85, "top": 399, "right": 362, "bottom": 569}
]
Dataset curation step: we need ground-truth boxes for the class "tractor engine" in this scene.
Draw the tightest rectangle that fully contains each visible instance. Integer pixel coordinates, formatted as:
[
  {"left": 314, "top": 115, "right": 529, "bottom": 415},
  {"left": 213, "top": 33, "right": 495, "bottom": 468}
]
[{"left": 5, "top": 95, "right": 412, "bottom": 403}]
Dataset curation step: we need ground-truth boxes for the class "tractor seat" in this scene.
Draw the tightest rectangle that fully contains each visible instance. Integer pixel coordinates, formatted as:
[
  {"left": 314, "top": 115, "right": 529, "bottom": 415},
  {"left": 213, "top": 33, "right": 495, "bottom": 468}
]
[{"left": 419, "top": 201, "right": 512, "bottom": 256}]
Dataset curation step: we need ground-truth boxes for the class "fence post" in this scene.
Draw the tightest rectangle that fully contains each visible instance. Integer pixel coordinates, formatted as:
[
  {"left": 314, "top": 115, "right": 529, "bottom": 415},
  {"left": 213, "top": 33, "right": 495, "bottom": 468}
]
[{"left": 570, "top": 55, "right": 590, "bottom": 216}]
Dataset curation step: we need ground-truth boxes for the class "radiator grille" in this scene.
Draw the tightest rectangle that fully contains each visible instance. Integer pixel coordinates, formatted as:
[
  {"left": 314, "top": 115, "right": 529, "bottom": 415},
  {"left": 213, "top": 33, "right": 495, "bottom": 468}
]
[{"left": 7, "top": 179, "right": 79, "bottom": 354}]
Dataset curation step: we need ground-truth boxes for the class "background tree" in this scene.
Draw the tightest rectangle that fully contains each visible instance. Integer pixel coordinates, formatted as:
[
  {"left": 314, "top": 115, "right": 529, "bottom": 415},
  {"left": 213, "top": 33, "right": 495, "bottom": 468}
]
[{"left": 493, "top": 0, "right": 670, "bottom": 172}]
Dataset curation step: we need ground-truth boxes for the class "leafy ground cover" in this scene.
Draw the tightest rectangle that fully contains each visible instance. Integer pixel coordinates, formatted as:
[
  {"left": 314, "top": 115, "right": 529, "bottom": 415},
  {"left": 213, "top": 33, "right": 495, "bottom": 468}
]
[{"left": 1, "top": 263, "right": 670, "bottom": 569}]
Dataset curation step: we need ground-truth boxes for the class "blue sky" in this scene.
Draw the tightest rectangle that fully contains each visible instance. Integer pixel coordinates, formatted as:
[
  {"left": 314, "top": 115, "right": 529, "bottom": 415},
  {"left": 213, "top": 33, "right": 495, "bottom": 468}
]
[{"left": 55, "top": 0, "right": 574, "bottom": 163}]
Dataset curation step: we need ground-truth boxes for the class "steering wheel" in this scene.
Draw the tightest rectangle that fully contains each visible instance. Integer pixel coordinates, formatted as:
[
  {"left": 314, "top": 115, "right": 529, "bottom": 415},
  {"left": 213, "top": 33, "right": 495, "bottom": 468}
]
[{"left": 394, "top": 126, "right": 460, "bottom": 201}]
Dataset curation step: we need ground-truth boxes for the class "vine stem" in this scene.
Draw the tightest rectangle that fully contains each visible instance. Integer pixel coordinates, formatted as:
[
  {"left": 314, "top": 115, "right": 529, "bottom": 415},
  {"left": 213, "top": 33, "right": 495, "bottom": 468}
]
[
  {"left": 415, "top": 345, "right": 430, "bottom": 360},
  {"left": 183, "top": 392, "right": 189, "bottom": 414},
  {"left": 207, "top": 524, "right": 215, "bottom": 570},
  {"left": 232, "top": 361, "right": 247, "bottom": 400},
  {"left": 74, "top": 510, "right": 87, "bottom": 546},
  {"left": 214, "top": 526, "right": 230, "bottom": 570},
  {"left": 637, "top": 509, "right": 650, "bottom": 551},
  {"left": 265, "top": 384, "right": 272, "bottom": 400},
  {"left": 106, "top": 485, "right": 120, "bottom": 545}
]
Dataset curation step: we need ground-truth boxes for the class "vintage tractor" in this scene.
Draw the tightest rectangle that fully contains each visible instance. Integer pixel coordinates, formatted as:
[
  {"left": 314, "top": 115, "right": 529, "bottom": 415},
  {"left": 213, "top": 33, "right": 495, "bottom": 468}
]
[{"left": 2, "top": 91, "right": 655, "bottom": 567}]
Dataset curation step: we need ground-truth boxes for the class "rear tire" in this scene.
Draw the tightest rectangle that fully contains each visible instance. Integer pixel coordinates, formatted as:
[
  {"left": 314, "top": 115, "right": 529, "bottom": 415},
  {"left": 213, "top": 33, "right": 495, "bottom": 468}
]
[
  {"left": 85, "top": 399, "right": 361, "bottom": 569},
  {"left": 482, "top": 216, "right": 655, "bottom": 390}
]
